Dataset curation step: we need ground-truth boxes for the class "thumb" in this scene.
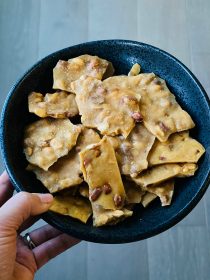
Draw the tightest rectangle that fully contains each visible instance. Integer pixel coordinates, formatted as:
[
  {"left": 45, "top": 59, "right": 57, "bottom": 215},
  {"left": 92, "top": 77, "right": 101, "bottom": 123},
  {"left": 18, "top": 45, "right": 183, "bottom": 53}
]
[{"left": 0, "top": 192, "right": 53, "bottom": 233}]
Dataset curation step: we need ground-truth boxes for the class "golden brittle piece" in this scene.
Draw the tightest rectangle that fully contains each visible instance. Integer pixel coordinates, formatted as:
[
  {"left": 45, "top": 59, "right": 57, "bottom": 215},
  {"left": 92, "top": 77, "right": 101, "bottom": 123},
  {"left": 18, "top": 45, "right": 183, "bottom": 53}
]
[
  {"left": 53, "top": 54, "right": 114, "bottom": 92},
  {"left": 132, "top": 163, "right": 197, "bottom": 188},
  {"left": 138, "top": 73, "right": 195, "bottom": 142},
  {"left": 27, "top": 127, "right": 100, "bottom": 193},
  {"left": 109, "top": 124, "right": 155, "bottom": 177},
  {"left": 23, "top": 119, "right": 81, "bottom": 171},
  {"left": 76, "top": 127, "right": 101, "bottom": 154},
  {"left": 102, "top": 74, "right": 142, "bottom": 93},
  {"left": 128, "top": 63, "right": 141, "bottom": 76},
  {"left": 27, "top": 152, "right": 82, "bottom": 193},
  {"left": 177, "top": 163, "right": 198, "bottom": 177},
  {"left": 92, "top": 205, "right": 133, "bottom": 227},
  {"left": 148, "top": 131, "right": 205, "bottom": 165},
  {"left": 80, "top": 136, "right": 126, "bottom": 210},
  {"left": 28, "top": 91, "right": 78, "bottom": 118},
  {"left": 50, "top": 195, "right": 92, "bottom": 223},
  {"left": 141, "top": 192, "right": 157, "bottom": 207},
  {"left": 147, "top": 179, "right": 174, "bottom": 206},
  {"left": 72, "top": 76, "right": 141, "bottom": 138}
]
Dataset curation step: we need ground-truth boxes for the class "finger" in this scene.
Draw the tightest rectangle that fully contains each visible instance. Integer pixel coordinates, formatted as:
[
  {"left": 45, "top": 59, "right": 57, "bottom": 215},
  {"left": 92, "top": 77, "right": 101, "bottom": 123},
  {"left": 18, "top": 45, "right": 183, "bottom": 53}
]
[
  {"left": 16, "top": 236, "right": 37, "bottom": 275},
  {"left": 18, "top": 216, "right": 40, "bottom": 234},
  {"left": 28, "top": 224, "right": 62, "bottom": 246},
  {"left": 33, "top": 233, "right": 80, "bottom": 269},
  {"left": 0, "top": 171, "right": 14, "bottom": 206},
  {"left": 0, "top": 192, "right": 53, "bottom": 234}
]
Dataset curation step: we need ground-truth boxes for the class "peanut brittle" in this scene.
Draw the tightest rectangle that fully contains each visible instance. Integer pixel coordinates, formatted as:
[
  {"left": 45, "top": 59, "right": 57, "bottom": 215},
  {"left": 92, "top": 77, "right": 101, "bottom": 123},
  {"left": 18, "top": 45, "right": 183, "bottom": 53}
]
[
  {"left": 53, "top": 54, "right": 114, "bottom": 92},
  {"left": 49, "top": 195, "right": 92, "bottom": 223},
  {"left": 76, "top": 127, "right": 101, "bottom": 153},
  {"left": 80, "top": 136, "right": 126, "bottom": 210},
  {"left": 23, "top": 56, "right": 206, "bottom": 227},
  {"left": 27, "top": 127, "right": 100, "bottom": 193},
  {"left": 23, "top": 119, "right": 81, "bottom": 171},
  {"left": 148, "top": 131, "right": 205, "bottom": 165},
  {"left": 147, "top": 179, "right": 174, "bottom": 206},
  {"left": 132, "top": 163, "right": 197, "bottom": 188},
  {"left": 102, "top": 74, "right": 142, "bottom": 93},
  {"left": 92, "top": 204, "right": 132, "bottom": 227},
  {"left": 27, "top": 152, "right": 82, "bottom": 193},
  {"left": 138, "top": 73, "right": 195, "bottom": 142},
  {"left": 28, "top": 91, "right": 78, "bottom": 118},
  {"left": 177, "top": 163, "right": 198, "bottom": 177},
  {"left": 72, "top": 76, "right": 141, "bottom": 138},
  {"left": 128, "top": 63, "right": 141, "bottom": 76},
  {"left": 110, "top": 124, "right": 155, "bottom": 177},
  {"left": 141, "top": 192, "right": 157, "bottom": 207}
]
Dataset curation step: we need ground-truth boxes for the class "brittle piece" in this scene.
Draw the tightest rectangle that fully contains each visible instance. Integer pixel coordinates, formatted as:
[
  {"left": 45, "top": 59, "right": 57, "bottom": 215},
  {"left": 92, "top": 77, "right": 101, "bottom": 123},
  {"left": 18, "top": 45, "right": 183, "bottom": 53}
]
[
  {"left": 92, "top": 205, "right": 133, "bottom": 227},
  {"left": 128, "top": 63, "right": 141, "bottom": 76},
  {"left": 80, "top": 136, "right": 126, "bottom": 210},
  {"left": 27, "top": 127, "right": 100, "bottom": 193},
  {"left": 53, "top": 55, "right": 114, "bottom": 92},
  {"left": 27, "top": 152, "right": 82, "bottom": 193},
  {"left": 138, "top": 73, "right": 195, "bottom": 142},
  {"left": 24, "top": 119, "right": 81, "bottom": 171},
  {"left": 177, "top": 163, "right": 198, "bottom": 177},
  {"left": 28, "top": 91, "right": 78, "bottom": 118},
  {"left": 76, "top": 127, "right": 101, "bottom": 153},
  {"left": 147, "top": 180, "right": 174, "bottom": 206},
  {"left": 124, "top": 180, "right": 145, "bottom": 204},
  {"left": 102, "top": 75, "right": 142, "bottom": 93},
  {"left": 109, "top": 124, "right": 155, "bottom": 177},
  {"left": 49, "top": 195, "right": 92, "bottom": 223},
  {"left": 148, "top": 131, "right": 205, "bottom": 165},
  {"left": 72, "top": 76, "right": 141, "bottom": 138},
  {"left": 132, "top": 163, "right": 197, "bottom": 188},
  {"left": 141, "top": 192, "right": 157, "bottom": 207}
]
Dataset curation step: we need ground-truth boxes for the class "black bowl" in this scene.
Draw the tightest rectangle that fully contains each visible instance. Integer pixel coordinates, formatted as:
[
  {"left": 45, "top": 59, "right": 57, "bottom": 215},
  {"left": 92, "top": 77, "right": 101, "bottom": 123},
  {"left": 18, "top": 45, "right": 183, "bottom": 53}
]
[{"left": 1, "top": 40, "right": 210, "bottom": 244}]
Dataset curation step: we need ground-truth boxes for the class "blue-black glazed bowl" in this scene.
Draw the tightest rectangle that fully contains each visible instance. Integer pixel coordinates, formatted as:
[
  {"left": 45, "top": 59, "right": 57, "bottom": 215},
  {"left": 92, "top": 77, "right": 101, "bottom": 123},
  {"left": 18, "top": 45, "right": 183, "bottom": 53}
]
[{"left": 1, "top": 40, "right": 210, "bottom": 244}]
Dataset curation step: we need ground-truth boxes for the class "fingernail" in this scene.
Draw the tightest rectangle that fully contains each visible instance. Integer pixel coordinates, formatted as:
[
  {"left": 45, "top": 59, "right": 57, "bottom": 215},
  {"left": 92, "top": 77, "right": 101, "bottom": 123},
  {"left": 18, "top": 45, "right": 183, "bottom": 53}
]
[{"left": 37, "top": 193, "right": 54, "bottom": 204}]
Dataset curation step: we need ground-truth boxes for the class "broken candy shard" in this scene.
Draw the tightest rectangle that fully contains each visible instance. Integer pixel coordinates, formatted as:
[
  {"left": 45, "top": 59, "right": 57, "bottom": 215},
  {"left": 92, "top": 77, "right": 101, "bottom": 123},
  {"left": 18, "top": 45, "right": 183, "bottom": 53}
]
[
  {"left": 92, "top": 204, "right": 133, "bottom": 227},
  {"left": 147, "top": 179, "right": 174, "bottom": 206},
  {"left": 72, "top": 75, "right": 141, "bottom": 138},
  {"left": 148, "top": 131, "right": 205, "bottom": 165},
  {"left": 109, "top": 124, "right": 155, "bottom": 177},
  {"left": 50, "top": 194, "right": 92, "bottom": 223},
  {"left": 53, "top": 54, "right": 114, "bottom": 92},
  {"left": 132, "top": 163, "right": 197, "bottom": 188},
  {"left": 23, "top": 119, "right": 81, "bottom": 171},
  {"left": 79, "top": 136, "right": 126, "bottom": 210},
  {"left": 138, "top": 73, "right": 195, "bottom": 142},
  {"left": 28, "top": 91, "right": 79, "bottom": 118}
]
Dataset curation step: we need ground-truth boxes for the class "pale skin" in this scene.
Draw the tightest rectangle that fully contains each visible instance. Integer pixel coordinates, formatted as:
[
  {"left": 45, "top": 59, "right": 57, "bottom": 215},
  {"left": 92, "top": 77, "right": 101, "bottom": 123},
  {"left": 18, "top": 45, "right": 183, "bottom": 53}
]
[{"left": 0, "top": 171, "right": 80, "bottom": 280}]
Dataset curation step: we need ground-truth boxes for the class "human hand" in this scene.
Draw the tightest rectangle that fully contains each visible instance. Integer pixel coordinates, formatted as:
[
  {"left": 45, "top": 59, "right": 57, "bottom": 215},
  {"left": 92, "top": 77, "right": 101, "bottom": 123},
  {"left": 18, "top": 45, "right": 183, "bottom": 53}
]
[{"left": 0, "top": 171, "right": 80, "bottom": 280}]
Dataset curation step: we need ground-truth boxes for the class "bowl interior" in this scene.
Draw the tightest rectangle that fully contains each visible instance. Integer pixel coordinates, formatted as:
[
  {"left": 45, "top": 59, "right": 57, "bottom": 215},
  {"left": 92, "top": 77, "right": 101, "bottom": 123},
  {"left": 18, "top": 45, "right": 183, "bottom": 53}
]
[{"left": 1, "top": 40, "right": 210, "bottom": 243}]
